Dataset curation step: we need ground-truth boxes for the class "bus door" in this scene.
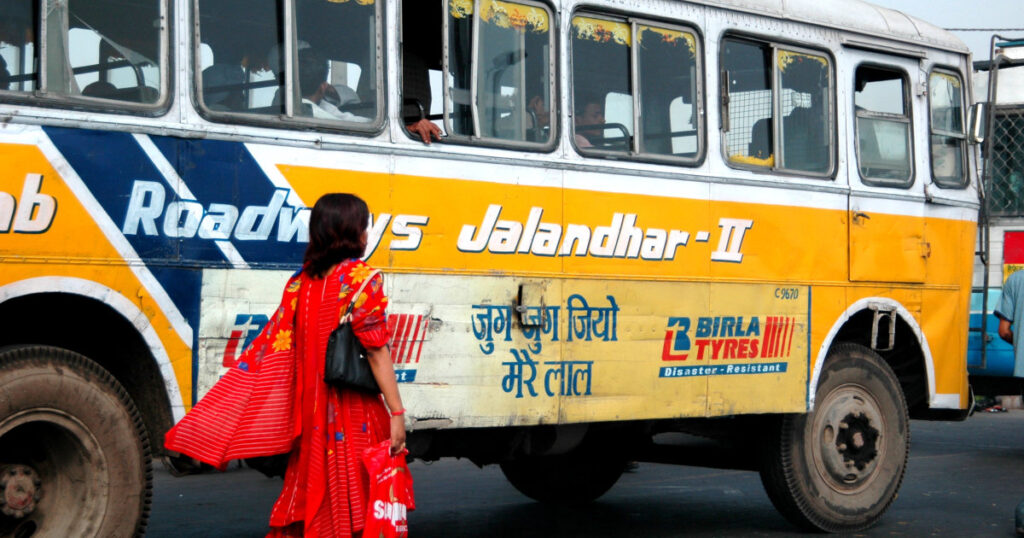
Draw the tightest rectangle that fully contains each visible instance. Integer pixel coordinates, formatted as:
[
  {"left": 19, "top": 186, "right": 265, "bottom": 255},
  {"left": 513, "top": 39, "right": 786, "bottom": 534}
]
[{"left": 848, "top": 59, "right": 927, "bottom": 283}]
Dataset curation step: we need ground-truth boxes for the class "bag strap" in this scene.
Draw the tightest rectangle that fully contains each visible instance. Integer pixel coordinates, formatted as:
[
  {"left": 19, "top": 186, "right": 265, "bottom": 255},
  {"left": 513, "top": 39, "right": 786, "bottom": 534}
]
[{"left": 341, "top": 268, "right": 381, "bottom": 321}]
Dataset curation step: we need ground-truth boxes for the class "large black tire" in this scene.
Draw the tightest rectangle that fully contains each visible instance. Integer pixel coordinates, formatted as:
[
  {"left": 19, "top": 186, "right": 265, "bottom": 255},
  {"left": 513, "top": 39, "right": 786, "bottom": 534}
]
[
  {"left": 500, "top": 445, "right": 626, "bottom": 505},
  {"left": 759, "top": 343, "right": 909, "bottom": 533},
  {"left": 0, "top": 346, "right": 152, "bottom": 537}
]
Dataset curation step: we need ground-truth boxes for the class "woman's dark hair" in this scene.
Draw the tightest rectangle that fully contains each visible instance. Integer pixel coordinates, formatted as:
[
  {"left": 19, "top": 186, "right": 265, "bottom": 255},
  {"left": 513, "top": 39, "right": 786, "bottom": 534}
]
[{"left": 303, "top": 193, "right": 369, "bottom": 278}]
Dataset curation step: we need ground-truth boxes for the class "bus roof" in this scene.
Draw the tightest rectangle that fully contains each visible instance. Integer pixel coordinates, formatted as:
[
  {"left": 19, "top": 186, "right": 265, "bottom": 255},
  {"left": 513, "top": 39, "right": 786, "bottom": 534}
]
[{"left": 686, "top": 0, "right": 969, "bottom": 54}]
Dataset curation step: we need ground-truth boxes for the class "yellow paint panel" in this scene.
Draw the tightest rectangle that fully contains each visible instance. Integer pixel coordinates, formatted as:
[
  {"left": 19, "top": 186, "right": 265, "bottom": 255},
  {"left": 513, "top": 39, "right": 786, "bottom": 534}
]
[
  {"left": 0, "top": 143, "right": 193, "bottom": 408},
  {"left": 706, "top": 283, "right": 808, "bottom": 415},
  {"left": 480, "top": 0, "right": 549, "bottom": 33},
  {"left": 572, "top": 16, "right": 631, "bottom": 46},
  {"left": 850, "top": 208, "right": 926, "bottom": 283}
]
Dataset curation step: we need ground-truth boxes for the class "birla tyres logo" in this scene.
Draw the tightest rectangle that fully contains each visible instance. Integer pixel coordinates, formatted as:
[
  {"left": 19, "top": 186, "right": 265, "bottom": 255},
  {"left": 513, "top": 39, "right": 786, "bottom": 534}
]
[
  {"left": 662, "top": 315, "right": 796, "bottom": 361},
  {"left": 221, "top": 314, "right": 268, "bottom": 368},
  {"left": 220, "top": 311, "right": 427, "bottom": 382},
  {"left": 386, "top": 313, "right": 429, "bottom": 383},
  {"left": 659, "top": 315, "right": 796, "bottom": 378},
  {"left": 0, "top": 174, "right": 57, "bottom": 234}
]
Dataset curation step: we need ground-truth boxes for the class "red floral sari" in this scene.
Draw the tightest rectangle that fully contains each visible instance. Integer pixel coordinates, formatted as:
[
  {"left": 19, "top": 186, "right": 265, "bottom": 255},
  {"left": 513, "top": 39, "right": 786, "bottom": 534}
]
[{"left": 165, "top": 260, "right": 391, "bottom": 537}]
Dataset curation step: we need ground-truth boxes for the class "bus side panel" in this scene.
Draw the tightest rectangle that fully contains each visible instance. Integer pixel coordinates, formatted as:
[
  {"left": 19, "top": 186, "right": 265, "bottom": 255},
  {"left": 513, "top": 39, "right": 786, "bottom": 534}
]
[
  {"left": 196, "top": 271, "right": 811, "bottom": 426},
  {"left": 0, "top": 132, "right": 194, "bottom": 416}
]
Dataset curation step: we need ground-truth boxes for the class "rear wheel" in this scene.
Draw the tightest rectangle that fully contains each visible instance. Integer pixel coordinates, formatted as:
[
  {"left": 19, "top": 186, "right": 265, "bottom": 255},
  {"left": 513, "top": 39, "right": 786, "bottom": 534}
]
[
  {"left": 759, "top": 343, "right": 909, "bottom": 532},
  {"left": 0, "top": 346, "right": 151, "bottom": 536},
  {"left": 500, "top": 444, "right": 626, "bottom": 505}
]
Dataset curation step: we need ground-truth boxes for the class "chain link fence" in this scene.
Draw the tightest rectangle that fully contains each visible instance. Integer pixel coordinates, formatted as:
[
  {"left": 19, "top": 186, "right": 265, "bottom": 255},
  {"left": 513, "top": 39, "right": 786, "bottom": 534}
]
[{"left": 986, "top": 105, "right": 1024, "bottom": 216}]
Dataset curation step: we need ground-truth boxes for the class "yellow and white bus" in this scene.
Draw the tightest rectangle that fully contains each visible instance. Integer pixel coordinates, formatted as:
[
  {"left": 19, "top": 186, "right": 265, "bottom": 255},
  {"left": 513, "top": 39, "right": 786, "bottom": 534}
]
[{"left": 0, "top": 0, "right": 981, "bottom": 534}]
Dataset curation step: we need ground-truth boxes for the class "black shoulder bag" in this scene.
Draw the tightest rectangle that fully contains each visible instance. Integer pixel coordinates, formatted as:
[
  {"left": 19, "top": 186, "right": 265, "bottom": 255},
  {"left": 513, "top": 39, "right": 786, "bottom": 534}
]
[{"left": 324, "top": 269, "right": 381, "bottom": 393}]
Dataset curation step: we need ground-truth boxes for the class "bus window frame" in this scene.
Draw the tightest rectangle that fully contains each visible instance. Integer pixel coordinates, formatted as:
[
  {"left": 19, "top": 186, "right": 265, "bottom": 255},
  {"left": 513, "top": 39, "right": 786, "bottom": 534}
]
[
  {"left": 719, "top": 33, "right": 837, "bottom": 180},
  {"left": 853, "top": 62, "right": 915, "bottom": 189},
  {"left": 568, "top": 9, "right": 706, "bottom": 166},
  {"left": 192, "top": 0, "right": 386, "bottom": 136},
  {"left": 927, "top": 65, "right": 969, "bottom": 190},
  {"left": 0, "top": 0, "right": 172, "bottom": 117},
  {"left": 438, "top": 0, "right": 560, "bottom": 153}
]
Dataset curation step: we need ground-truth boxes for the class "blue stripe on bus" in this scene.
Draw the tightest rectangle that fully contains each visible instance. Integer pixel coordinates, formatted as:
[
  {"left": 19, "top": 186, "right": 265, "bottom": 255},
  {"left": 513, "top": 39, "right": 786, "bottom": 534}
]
[
  {"left": 45, "top": 126, "right": 307, "bottom": 268},
  {"left": 147, "top": 264, "right": 204, "bottom": 401},
  {"left": 43, "top": 127, "right": 307, "bottom": 353},
  {"left": 44, "top": 127, "right": 208, "bottom": 342},
  {"left": 147, "top": 136, "right": 307, "bottom": 266},
  {"left": 45, "top": 127, "right": 190, "bottom": 263}
]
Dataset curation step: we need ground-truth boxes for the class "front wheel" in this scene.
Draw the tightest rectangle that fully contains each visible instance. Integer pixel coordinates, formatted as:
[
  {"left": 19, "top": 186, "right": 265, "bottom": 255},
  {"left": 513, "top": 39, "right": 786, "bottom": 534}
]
[
  {"left": 759, "top": 343, "right": 909, "bottom": 532},
  {"left": 0, "top": 346, "right": 152, "bottom": 536}
]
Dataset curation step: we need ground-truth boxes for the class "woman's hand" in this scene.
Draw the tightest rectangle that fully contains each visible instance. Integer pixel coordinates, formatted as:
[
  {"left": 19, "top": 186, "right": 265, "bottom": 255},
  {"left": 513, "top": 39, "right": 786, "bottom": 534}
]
[
  {"left": 366, "top": 344, "right": 407, "bottom": 456},
  {"left": 390, "top": 415, "right": 407, "bottom": 456}
]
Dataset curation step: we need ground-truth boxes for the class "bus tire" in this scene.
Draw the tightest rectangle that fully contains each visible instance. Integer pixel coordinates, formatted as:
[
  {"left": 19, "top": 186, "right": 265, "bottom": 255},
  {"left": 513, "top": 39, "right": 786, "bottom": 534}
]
[
  {"left": 759, "top": 343, "right": 908, "bottom": 533},
  {"left": 499, "top": 448, "right": 625, "bottom": 505},
  {"left": 0, "top": 346, "right": 152, "bottom": 537}
]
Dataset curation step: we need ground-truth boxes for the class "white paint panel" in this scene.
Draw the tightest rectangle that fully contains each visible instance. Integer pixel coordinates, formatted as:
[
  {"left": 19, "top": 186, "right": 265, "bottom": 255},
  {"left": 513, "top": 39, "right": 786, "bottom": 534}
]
[{"left": 931, "top": 393, "right": 961, "bottom": 409}]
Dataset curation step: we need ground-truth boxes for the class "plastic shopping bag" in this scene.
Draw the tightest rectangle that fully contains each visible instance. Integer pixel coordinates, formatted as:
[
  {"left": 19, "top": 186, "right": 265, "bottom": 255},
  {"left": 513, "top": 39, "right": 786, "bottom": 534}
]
[{"left": 362, "top": 440, "right": 415, "bottom": 538}]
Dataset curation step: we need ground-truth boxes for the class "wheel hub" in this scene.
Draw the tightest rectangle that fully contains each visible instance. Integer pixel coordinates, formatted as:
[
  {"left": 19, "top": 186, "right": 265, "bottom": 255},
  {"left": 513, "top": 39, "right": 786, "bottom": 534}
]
[
  {"left": 0, "top": 465, "right": 41, "bottom": 518},
  {"left": 814, "top": 386, "right": 885, "bottom": 493},
  {"left": 835, "top": 412, "right": 879, "bottom": 471}
]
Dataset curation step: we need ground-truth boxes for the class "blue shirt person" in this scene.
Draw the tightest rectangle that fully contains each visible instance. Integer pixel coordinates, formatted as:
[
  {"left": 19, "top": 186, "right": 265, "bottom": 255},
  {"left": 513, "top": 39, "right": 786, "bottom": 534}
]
[{"left": 994, "top": 269, "right": 1024, "bottom": 377}]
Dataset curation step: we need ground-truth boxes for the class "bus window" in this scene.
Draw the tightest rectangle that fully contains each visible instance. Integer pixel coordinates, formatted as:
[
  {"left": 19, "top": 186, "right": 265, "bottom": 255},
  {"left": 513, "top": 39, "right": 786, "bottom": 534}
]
[
  {"left": 637, "top": 25, "right": 700, "bottom": 158},
  {"left": 722, "top": 39, "right": 774, "bottom": 166},
  {"left": 777, "top": 50, "right": 830, "bottom": 173},
  {"left": 571, "top": 15, "right": 631, "bottom": 154},
  {"left": 854, "top": 66, "right": 913, "bottom": 186},
  {"left": 571, "top": 14, "right": 702, "bottom": 161},
  {"left": 929, "top": 70, "right": 967, "bottom": 188},
  {"left": 296, "top": 0, "right": 380, "bottom": 123},
  {"left": 0, "top": 1, "right": 37, "bottom": 92},
  {"left": 197, "top": 0, "right": 381, "bottom": 127},
  {"left": 0, "top": 0, "right": 165, "bottom": 104},
  {"left": 722, "top": 38, "right": 834, "bottom": 176},
  {"left": 57, "top": 0, "right": 164, "bottom": 103},
  {"left": 442, "top": 0, "right": 555, "bottom": 146},
  {"left": 197, "top": 0, "right": 279, "bottom": 114}
]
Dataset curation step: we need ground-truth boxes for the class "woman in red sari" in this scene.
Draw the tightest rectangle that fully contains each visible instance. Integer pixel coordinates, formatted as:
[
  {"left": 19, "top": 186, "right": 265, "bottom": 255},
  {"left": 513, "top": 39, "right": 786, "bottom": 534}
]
[{"left": 165, "top": 193, "right": 406, "bottom": 537}]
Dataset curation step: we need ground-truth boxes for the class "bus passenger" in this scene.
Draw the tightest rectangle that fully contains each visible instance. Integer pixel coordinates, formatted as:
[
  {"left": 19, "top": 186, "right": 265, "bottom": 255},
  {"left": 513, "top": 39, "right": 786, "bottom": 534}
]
[
  {"left": 165, "top": 193, "right": 408, "bottom": 537},
  {"left": 0, "top": 57, "right": 9, "bottom": 91},
  {"left": 298, "top": 48, "right": 369, "bottom": 122},
  {"left": 202, "top": 64, "right": 246, "bottom": 111},
  {"left": 402, "top": 0, "right": 443, "bottom": 144},
  {"left": 574, "top": 95, "right": 605, "bottom": 148}
]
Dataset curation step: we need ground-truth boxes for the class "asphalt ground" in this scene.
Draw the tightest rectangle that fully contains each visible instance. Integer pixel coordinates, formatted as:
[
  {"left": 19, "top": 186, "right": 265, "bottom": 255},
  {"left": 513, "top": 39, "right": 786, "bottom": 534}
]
[{"left": 148, "top": 410, "right": 1024, "bottom": 537}]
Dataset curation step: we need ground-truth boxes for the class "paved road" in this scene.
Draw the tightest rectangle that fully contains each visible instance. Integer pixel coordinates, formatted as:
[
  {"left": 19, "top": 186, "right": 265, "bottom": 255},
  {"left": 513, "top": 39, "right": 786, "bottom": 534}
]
[{"left": 148, "top": 410, "right": 1024, "bottom": 537}]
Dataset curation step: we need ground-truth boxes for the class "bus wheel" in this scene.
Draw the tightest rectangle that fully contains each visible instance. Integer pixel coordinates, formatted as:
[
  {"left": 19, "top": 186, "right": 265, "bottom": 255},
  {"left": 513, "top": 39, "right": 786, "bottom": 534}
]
[
  {"left": 0, "top": 346, "right": 151, "bottom": 536},
  {"left": 759, "top": 343, "right": 908, "bottom": 533},
  {"left": 499, "top": 447, "right": 626, "bottom": 504}
]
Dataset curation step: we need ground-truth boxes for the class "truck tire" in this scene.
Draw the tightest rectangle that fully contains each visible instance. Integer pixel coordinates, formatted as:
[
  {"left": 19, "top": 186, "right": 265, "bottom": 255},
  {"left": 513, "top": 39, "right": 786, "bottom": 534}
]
[
  {"left": 0, "top": 346, "right": 151, "bottom": 537},
  {"left": 500, "top": 446, "right": 626, "bottom": 505},
  {"left": 759, "top": 343, "right": 909, "bottom": 532}
]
